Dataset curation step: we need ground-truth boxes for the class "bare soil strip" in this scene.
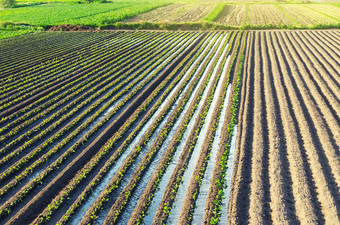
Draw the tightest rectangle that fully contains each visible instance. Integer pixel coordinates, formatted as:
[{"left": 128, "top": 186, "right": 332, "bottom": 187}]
[
  {"left": 228, "top": 30, "right": 340, "bottom": 225},
  {"left": 125, "top": 3, "right": 215, "bottom": 23},
  {"left": 248, "top": 5, "right": 292, "bottom": 26},
  {"left": 315, "top": 31, "right": 340, "bottom": 53},
  {"left": 300, "top": 32, "right": 340, "bottom": 83},
  {"left": 216, "top": 5, "right": 247, "bottom": 26}
]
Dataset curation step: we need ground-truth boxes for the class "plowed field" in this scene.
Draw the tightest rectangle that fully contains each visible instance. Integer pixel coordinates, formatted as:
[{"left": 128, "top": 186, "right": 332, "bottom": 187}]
[
  {"left": 124, "top": 3, "right": 215, "bottom": 23},
  {"left": 229, "top": 30, "right": 340, "bottom": 225}
]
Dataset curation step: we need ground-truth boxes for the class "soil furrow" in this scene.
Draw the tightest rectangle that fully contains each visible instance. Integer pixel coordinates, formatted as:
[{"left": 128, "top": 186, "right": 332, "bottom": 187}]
[
  {"left": 318, "top": 31, "right": 340, "bottom": 50},
  {"left": 300, "top": 31, "right": 340, "bottom": 87},
  {"left": 275, "top": 31, "right": 339, "bottom": 224},
  {"left": 289, "top": 32, "right": 340, "bottom": 120},
  {"left": 227, "top": 32, "right": 255, "bottom": 225},
  {"left": 282, "top": 32, "right": 340, "bottom": 189},
  {"left": 269, "top": 31, "right": 322, "bottom": 224},
  {"left": 261, "top": 31, "right": 294, "bottom": 224},
  {"left": 314, "top": 31, "right": 340, "bottom": 54},
  {"left": 306, "top": 31, "right": 340, "bottom": 67},
  {"left": 247, "top": 31, "right": 272, "bottom": 224}
]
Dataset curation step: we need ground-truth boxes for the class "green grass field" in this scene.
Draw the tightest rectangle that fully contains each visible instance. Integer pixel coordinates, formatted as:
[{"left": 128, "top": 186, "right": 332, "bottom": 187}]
[{"left": 0, "top": 1, "right": 169, "bottom": 26}]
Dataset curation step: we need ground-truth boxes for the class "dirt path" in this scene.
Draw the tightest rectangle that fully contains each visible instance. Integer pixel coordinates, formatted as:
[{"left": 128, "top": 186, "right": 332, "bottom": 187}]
[{"left": 228, "top": 30, "right": 340, "bottom": 224}]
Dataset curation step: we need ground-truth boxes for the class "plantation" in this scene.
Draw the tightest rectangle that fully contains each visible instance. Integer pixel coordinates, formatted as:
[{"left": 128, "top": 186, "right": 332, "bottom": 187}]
[
  {"left": 0, "top": 30, "right": 245, "bottom": 224},
  {"left": 0, "top": 0, "right": 340, "bottom": 38},
  {"left": 0, "top": 0, "right": 339, "bottom": 224},
  {"left": 1, "top": 28, "right": 339, "bottom": 224}
]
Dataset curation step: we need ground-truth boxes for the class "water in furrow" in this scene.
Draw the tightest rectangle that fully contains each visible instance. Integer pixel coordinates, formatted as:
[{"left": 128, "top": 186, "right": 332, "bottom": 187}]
[{"left": 167, "top": 34, "right": 229, "bottom": 224}]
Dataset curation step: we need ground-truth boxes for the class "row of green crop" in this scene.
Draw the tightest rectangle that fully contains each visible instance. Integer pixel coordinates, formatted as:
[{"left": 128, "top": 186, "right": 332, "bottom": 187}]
[
  {"left": 203, "top": 2, "right": 226, "bottom": 23},
  {"left": 0, "top": 32, "right": 186, "bottom": 188},
  {"left": 52, "top": 34, "right": 208, "bottom": 225},
  {"left": 146, "top": 32, "right": 225, "bottom": 224},
  {"left": 73, "top": 33, "right": 203, "bottom": 224},
  {"left": 0, "top": 32, "right": 103, "bottom": 60},
  {"left": 0, "top": 32, "right": 119, "bottom": 83},
  {"left": 0, "top": 32, "right": 113, "bottom": 75},
  {"left": 0, "top": 32, "right": 194, "bottom": 220},
  {"left": 55, "top": 34, "right": 203, "bottom": 224},
  {"left": 0, "top": 33, "right": 153, "bottom": 132},
  {"left": 0, "top": 32, "right": 160, "bottom": 140},
  {"left": 0, "top": 31, "right": 92, "bottom": 65},
  {"left": 0, "top": 35, "right": 155, "bottom": 161},
  {"left": 182, "top": 32, "right": 237, "bottom": 225},
  {"left": 0, "top": 32, "right": 151, "bottom": 113},
  {"left": 210, "top": 32, "right": 247, "bottom": 225},
  {"left": 0, "top": 33, "right": 142, "bottom": 118},
  {"left": 0, "top": 32, "right": 128, "bottom": 97},
  {"left": 33, "top": 33, "right": 201, "bottom": 225},
  {"left": 96, "top": 33, "right": 215, "bottom": 225},
  {"left": 0, "top": 28, "right": 43, "bottom": 41},
  {"left": 0, "top": 34, "right": 152, "bottom": 123},
  {"left": 156, "top": 33, "right": 228, "bottom": 224},
  {"left": 0, "top": 32, "right": 186, "bottom": 183},
  {"left": 129, "top": 32, "right": 220, "bottom": 225}
]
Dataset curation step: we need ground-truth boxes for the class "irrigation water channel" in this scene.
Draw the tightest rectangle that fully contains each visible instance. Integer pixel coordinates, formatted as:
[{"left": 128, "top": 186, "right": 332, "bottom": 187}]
[
  {"left": 191, "top": 58, "right": 232, "bottom": 224},
  {"left": 167, "top": 33, "right": 229, "bottom": 224},
  {"left": 219, "top": 125, "right": 238, "bottom": 224},
  {"left": 25, "top": 34, "right": 193, "bottom": 184},
  {"left": 68, "top": 34, "right": 197, "bottom": 225},
  {"left": 0, "top": 33, "right": 177, "bottom": 178},
  {"left": 92, "top": 34, "right": 204, "bottom": 224},
  {"left": 142, "top": 33, "right": 223, "bottom": 224}
]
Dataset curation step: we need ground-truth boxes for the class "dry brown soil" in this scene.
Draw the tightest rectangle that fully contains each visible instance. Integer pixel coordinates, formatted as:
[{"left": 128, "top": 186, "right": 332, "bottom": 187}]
[
  {"left": 228, "top": 30, "right": 340, "bottom": 225},
  {"left": 216, "top": 4, "right": 247, "bottom": 26},
  {"left": 125, "top": 3, "right": 215, "bottom": 23}
]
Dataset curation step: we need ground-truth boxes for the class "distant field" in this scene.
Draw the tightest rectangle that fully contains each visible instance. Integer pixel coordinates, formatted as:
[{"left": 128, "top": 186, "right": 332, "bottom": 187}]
[
  {"left": 1, "top": 1, "right": 339, "bottom": 28},
  {"left": 0, "top": 1, "right": 340, "bottom": 40},
  {"left": 215, "top": 4, "right": 248, "bottom": 26},
  {"left": 125, "top": 3, "right": 216, "bottom": 23},
  {"left": 0, "top": 1, "right": 168, "bottom": 26},
  {"left": 216, "top": 3, "right": 340, "bottom": 27}
]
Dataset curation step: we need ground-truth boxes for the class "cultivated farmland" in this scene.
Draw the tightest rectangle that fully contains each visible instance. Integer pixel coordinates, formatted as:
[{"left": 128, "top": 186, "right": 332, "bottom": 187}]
[
  {"left": 125, "top": 3, "right": 216, "bottom": 23},
  {"left": 215, "top": 4, "right": 247, "bottom": 26},
  {"left": 215, "top": 3, "right": 340, "bottom": 28},
  {"left": 230, "top": 30, "right": 340, "bottom": 225},
  {"left": 0, "top": 31, "right": 245, "bottom": 224},
  {"left": 0, "top": 29, "right": 339, "bottom": 225}
]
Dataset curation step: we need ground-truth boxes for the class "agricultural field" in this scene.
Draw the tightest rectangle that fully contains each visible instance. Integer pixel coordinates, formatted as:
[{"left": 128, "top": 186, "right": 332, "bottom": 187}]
[
  {"left": 230, "top": 30, "right": 340, "bottom": 224},
  {"left": 215, "top": 4, "right": 248, "bottom": 26},
  {"left": 1, "top": 29, "right": 339, "bottom": 225},
  {"left": 215, "top": 3, "right": 340, "bottom": 28},
  {"left": 1, "top": 1, "right": 340, "bottom": 34},
  {"left": 0, "top": 30, "right": 246, "bottom": 224},
  {"left": 0, "top": 1, "right": 168, "bottom": 26},
  {"left": 124, "top": 3, "right": 216, "bottom": 23}
]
